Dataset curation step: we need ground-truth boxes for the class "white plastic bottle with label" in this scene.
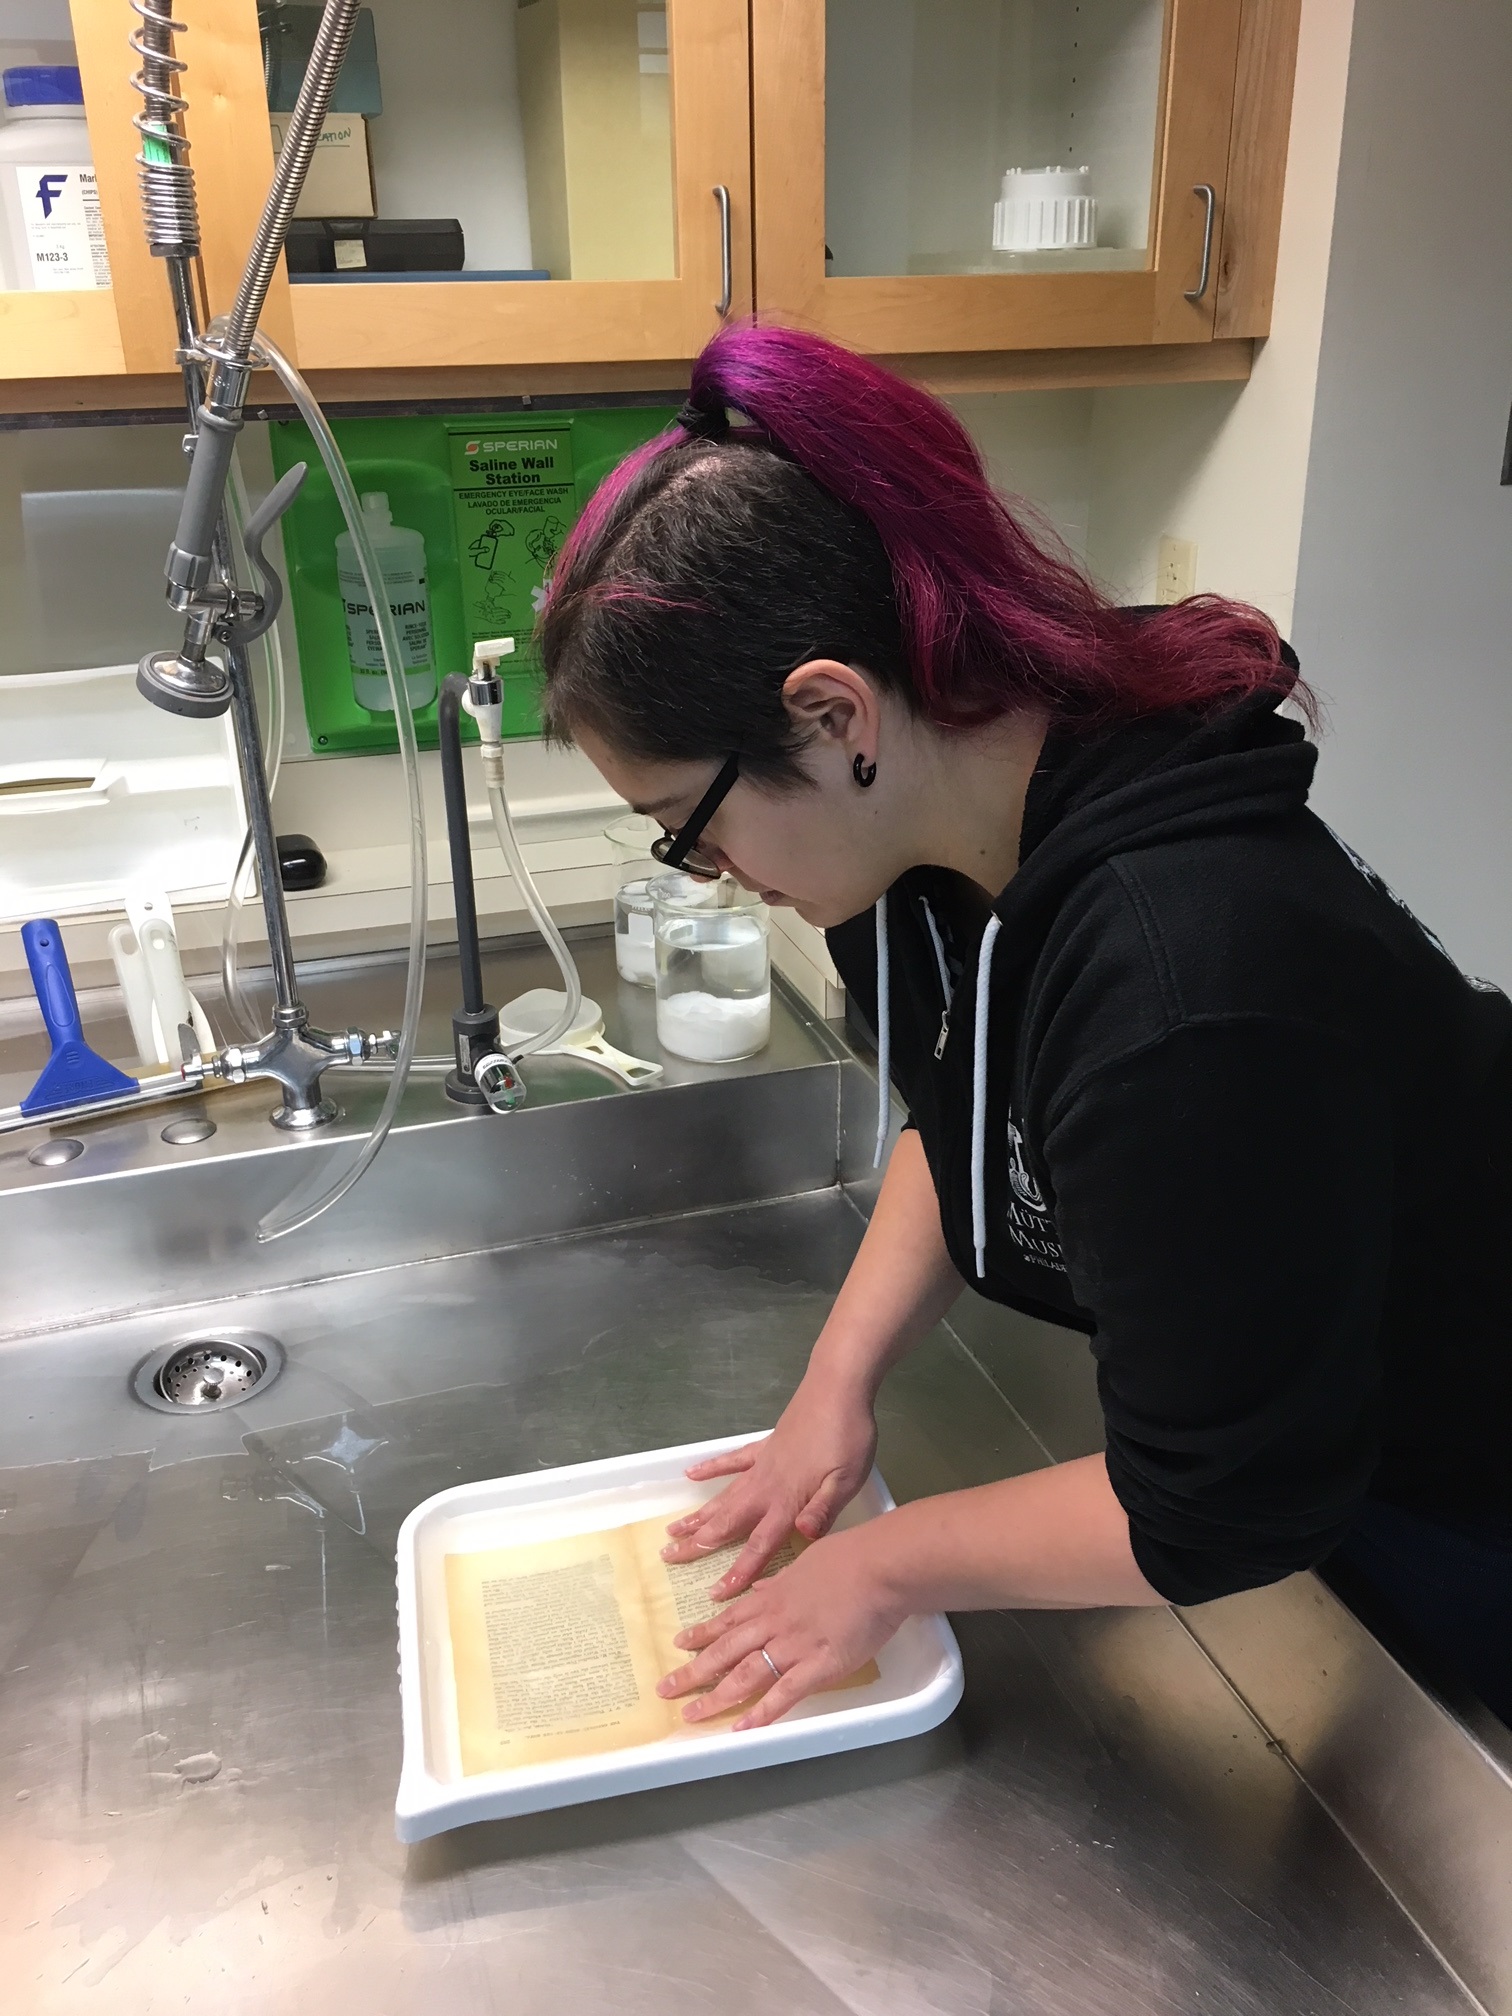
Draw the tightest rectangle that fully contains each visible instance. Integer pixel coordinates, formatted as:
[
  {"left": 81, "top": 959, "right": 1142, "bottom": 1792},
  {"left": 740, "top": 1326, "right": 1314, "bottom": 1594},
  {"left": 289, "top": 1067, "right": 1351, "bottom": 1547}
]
[
  {"left": 0, "top": 67, "right": 112, "bottom": 293},
  {"left": 334, "top": 493, "right": 438, "bottom": 714}
]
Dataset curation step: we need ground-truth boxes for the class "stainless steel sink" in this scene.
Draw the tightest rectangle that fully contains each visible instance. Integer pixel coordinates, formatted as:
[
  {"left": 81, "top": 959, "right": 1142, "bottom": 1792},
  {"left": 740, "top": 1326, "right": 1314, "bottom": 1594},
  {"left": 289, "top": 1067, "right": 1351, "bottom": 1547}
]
[
  {"left": 0, "top": 936, "right": 874, "bottom": 1339},
  {"left": 0, "top": 936, "right": 1505, "bottom": 2013}
]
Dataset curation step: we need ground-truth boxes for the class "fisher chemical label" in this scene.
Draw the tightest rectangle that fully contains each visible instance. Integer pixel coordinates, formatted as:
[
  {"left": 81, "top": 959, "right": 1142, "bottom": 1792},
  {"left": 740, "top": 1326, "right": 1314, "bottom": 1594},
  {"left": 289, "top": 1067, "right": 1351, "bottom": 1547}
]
[
  {"left": 448, "top": 427, "right": 576, "bottom": 666},
  {"left": 13, "top": 165, "right": 111, "bottom": 290}
]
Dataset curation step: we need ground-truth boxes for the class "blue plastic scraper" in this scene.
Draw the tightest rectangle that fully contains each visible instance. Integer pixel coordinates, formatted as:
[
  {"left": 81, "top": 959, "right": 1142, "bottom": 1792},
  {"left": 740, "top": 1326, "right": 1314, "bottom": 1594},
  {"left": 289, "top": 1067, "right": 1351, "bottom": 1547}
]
[{"left": 20, "top": 917, "right": 138, "bottom": 1118}]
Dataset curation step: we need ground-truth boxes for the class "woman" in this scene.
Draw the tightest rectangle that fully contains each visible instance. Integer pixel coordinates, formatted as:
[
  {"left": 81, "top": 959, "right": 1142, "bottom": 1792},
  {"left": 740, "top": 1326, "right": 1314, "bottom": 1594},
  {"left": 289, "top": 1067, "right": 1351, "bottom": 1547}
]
[{"left": 540, "top": 325, "right": 1512, "bottom": 1727}]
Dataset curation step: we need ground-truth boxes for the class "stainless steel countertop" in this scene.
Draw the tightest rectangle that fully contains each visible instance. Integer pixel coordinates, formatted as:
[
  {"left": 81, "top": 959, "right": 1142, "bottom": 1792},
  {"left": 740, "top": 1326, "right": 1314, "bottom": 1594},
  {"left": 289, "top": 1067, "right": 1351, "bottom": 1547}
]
[{"left": 0, "top": 1187, "right": 1475, "bottom": 2014}]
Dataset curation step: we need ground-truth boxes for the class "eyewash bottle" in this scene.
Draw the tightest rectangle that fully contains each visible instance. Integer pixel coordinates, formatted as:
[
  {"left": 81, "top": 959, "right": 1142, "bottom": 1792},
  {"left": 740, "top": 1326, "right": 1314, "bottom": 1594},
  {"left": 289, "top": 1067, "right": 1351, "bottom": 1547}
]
[{"left": 335, "top": 492, "right": 437, "bottom": 713}]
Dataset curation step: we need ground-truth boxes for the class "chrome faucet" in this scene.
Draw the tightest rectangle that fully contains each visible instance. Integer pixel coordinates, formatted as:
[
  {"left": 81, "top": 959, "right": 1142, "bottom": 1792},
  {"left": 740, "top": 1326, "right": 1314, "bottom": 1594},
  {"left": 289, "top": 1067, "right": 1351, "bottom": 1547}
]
[
  {"left": 218, "top": 1017, "right": 396, "bottom": 1132},
  {"left": 130, "top": 0, "right": 381, "bottom": 1129}
]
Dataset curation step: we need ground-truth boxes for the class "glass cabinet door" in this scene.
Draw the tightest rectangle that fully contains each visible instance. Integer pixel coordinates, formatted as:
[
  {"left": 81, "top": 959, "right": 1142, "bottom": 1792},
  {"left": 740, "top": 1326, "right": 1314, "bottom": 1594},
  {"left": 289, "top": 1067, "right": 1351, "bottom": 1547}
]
[
  {"left": 238, "top": 0, "right": 752, "bottom": 377},
  {"left": 826, "top": 0, "right": 1165, "bottom": 279},
  {"left": 754, "top": 0, "right": 1244, "bottom": 356}
]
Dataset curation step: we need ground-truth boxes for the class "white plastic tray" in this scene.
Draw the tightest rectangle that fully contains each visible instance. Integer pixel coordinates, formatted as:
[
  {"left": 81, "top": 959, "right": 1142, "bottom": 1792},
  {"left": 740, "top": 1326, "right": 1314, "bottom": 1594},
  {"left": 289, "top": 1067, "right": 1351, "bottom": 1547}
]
[
  {"left": 394, "top": 1432, "right": 964, "bottom": 1840},
  {"left": 0, "top": 664, "right": 244, "bottom": 924}
]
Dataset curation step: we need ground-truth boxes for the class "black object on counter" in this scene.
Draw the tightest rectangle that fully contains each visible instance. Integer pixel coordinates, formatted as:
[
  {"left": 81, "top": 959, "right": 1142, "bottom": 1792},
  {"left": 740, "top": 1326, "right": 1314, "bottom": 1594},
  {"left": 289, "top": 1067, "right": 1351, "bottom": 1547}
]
[
  {"left": 285, "top": 217, "right": 465, "bottom": 276},
  {"left": 276, "top": 833, "right": 327, "bottom": 891},
  {"left": 437, "top": 676, "right": 499, "bottom": 1108}
]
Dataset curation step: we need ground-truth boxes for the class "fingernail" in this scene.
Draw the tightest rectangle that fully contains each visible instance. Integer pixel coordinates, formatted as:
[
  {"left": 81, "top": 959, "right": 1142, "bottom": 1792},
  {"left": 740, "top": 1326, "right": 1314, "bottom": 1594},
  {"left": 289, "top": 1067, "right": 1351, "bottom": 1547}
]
[
  {"left": 733, "top": 1716, "right": 753, "bottom": 1732},
  {"left": 673, "top": 1632, "right": 689, "bottom": 1649},
  {"left": 683, "top": 1702, "right": 704, "bottom": 1722},
  {"left": 656, "top": 1678, "right": 674, "bottom": 1697}
]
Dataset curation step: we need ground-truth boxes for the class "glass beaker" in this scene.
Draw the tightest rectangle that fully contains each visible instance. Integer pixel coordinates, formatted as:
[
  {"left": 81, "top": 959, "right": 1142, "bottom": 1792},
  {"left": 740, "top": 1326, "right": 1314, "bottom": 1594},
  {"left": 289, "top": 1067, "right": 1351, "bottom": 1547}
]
[
  {"left": 604, "top": 812, "right": 663, "bottom": 886},
  {"left": 653, "top": 876, "right": 770, "bottom": 1062},
  {"left": 615, "top": 862, "right": 708, "bottom": 989},
  {"left": 614, "top": 878, "right": 657, "bottom": 986},
  {"left": 609, "top": 813, "right": 674, "bottom": 988}
]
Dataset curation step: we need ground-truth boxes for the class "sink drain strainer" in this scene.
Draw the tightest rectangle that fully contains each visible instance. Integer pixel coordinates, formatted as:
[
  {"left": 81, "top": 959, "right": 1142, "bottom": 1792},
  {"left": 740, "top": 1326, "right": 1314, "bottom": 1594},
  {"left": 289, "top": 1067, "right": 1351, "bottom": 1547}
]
[{"left": 132, "top": 1331, "right": 284, "bottom": 1414}]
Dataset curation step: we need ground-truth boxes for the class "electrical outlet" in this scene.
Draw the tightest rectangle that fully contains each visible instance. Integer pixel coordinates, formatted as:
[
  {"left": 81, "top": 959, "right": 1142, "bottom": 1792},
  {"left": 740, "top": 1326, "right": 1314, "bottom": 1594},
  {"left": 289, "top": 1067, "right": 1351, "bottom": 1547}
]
[{"left": 1156, "top": 535, "right": 1198, "bottom": 605}]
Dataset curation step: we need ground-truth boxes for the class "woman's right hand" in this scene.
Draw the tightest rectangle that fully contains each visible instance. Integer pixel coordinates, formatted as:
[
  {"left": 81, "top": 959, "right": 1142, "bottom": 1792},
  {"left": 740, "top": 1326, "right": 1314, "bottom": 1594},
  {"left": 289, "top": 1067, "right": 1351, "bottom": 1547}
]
[
  {"left": 662, "top": 1132, "right": 964, "bottom": 1602},
  {"left": 660, "top": 1369, "right": 879, "bottom": 1600}
]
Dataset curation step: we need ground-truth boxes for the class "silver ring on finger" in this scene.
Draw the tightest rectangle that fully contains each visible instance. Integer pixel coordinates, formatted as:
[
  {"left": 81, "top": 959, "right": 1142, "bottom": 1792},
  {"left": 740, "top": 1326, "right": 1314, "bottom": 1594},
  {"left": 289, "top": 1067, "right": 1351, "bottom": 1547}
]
[{"left": 759, "top": 1646, "right": 782, "bottom": 1683}]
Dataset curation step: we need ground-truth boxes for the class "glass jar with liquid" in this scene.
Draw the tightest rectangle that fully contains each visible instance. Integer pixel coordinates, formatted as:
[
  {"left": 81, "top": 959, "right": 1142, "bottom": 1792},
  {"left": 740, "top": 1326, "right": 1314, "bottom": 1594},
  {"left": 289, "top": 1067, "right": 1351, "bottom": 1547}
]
[
  {"left": 653, "top": 876, "right": 770, "bottom": 1062},
  {"left": 606, "top": 812, "right": 663, "bottom": 987}
]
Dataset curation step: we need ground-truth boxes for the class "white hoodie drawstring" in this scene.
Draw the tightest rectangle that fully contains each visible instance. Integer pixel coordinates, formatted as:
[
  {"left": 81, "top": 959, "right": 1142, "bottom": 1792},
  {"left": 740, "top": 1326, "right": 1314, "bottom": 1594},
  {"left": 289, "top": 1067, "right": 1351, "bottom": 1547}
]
[
  {"left": 920, "top": 896, "right": 952, "bottom": 1004},
  {"left": 873, "top": 894, "right": 891, "bottom": 1168},
  {"left": 971, "top": 913, "right": 1003, "bottom": 1279}
]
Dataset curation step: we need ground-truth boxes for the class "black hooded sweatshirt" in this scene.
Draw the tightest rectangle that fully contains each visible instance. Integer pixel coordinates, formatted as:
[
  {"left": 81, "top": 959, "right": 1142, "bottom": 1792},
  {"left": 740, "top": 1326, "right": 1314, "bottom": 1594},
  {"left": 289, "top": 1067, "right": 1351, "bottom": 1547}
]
[{"left": 827, "top": 694, "right": 1512, "bottom": 1604}]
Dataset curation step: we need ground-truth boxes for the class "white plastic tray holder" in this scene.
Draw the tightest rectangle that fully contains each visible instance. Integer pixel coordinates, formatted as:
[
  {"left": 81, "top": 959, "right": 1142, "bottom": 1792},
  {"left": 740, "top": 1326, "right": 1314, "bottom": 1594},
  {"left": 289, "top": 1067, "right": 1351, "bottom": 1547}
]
[
  {"left": 395, "top": 1432, "right": 964, "bottom": 1841},
  {"left": 0, "top": 664, "right": 243, "bottom": 925}
]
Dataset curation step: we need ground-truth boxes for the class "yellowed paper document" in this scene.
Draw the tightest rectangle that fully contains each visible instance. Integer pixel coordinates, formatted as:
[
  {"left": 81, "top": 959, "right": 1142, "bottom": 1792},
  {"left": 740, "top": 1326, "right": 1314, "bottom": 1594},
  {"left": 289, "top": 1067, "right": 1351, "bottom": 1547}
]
[{"left": 446, "top": 1512, "right": 878, "bottom": 1778}]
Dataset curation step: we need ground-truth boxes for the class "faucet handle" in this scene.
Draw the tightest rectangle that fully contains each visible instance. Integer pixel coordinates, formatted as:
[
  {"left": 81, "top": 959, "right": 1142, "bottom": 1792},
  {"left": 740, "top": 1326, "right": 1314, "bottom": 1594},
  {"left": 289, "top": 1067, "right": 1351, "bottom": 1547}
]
[
  {"left": 472, "top": 1053, "right": 526, "bottom": 1113},
  {"left": 226, "top": 460, "right": 307, "bottom": 645},
  {"left": 471, "top": 636, "right": 516, "bottom": 675}
]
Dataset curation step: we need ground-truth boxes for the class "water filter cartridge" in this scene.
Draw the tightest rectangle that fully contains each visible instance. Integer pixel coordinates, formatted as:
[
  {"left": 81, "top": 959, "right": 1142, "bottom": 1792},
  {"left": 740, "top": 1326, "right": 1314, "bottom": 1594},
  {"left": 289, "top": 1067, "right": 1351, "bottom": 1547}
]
[{"left": 334, "top": 492, "right": 438, "bottom": 714}]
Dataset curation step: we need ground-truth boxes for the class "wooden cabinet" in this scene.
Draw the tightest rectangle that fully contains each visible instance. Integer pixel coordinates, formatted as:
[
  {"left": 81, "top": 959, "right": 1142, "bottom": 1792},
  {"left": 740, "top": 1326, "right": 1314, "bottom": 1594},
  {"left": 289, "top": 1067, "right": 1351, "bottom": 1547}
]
[
  {"left": 1, "top": 0, "right": 753, "bottom": 408},
  {"left": 0, "top": 1, "right": 182, "bottom": 387},
  {"left": 274, "top": 0, "right": 754, "bottom": 384},
  {"left": 0, "top": 0, "right": 1298, "bottom": 411},
  {"left": 752, "top": 0, "right": 1300, "bottom": 388}
]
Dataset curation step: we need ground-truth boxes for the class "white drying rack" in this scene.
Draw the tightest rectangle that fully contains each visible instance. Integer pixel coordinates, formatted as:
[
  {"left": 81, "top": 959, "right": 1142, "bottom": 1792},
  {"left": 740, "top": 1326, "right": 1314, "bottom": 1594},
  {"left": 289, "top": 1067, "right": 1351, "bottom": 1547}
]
[{"left": 0, "top": 663, "right": 245, "bottom": 927}]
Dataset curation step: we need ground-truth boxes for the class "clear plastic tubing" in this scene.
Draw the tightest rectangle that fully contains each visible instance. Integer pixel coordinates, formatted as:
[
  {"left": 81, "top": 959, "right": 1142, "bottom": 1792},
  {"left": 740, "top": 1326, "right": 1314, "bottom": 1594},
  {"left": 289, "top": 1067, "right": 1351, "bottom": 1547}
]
[
  {"left": 220, "top": 449, "right": 285, "bottom": 1044},
  {"left": 484, "top": 769, "right": 582, "bottom": 1058},
  {"left": 246, "top": 329, "right": 428, "bottom": 1244},
  {"left": 301, "top": 764, "right": 585, "bottom": 1074}
]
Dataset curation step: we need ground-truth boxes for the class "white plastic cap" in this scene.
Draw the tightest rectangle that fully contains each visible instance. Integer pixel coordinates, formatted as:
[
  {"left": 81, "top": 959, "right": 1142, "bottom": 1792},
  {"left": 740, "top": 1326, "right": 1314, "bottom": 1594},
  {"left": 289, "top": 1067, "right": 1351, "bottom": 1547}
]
[
  {"left": 471, "top": 636, "right": 517, "bottom": 674},
  {"left": 993, "top": 165, "right": 1096, "bottom": 252},
  {"left": 360, "top": 491, "right": 392, "bottom": 524}
]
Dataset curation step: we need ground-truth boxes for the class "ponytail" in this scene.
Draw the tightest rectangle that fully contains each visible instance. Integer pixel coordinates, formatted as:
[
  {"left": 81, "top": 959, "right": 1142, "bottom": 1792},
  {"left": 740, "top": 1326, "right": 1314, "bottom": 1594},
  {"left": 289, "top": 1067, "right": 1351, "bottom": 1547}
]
[{"left": 541, "top": 324, "right": 1306, "bottom": 775}]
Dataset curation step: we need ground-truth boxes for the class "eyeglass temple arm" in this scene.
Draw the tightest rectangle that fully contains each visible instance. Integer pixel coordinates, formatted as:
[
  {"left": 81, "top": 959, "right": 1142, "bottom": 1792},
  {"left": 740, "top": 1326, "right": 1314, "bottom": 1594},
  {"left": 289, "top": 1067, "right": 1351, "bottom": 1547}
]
[{"left": 659, "top": 753, "right": 741, "bottom": 869}]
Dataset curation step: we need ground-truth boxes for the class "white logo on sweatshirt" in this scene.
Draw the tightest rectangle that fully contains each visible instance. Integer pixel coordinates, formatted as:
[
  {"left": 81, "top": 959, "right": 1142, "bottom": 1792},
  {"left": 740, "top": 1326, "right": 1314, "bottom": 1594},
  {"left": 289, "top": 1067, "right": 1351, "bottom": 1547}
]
[
  {"left": 1006, "top": 1121, "right": 1047, "bottom": 1212},
  {"left": 1005, "top": 1116, "right": 1066, "bottom": 1273}
]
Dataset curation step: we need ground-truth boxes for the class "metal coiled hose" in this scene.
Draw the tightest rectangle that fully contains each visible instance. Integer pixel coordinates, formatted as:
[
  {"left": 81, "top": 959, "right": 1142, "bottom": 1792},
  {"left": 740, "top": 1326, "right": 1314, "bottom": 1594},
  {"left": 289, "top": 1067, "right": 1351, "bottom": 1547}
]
[
  {"left": 224, "top": 0, "right": 361, "bottom": 360},
  {"left": 128, "top": 0, "right": 198, "bottom": 257}
]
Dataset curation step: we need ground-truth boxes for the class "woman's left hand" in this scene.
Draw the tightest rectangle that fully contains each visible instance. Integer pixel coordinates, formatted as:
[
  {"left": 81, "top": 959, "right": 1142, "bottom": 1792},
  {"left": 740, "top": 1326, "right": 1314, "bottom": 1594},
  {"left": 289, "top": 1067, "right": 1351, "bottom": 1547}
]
[{"left": 656, "top": 1524, "right": 902, "bottom": 1731}]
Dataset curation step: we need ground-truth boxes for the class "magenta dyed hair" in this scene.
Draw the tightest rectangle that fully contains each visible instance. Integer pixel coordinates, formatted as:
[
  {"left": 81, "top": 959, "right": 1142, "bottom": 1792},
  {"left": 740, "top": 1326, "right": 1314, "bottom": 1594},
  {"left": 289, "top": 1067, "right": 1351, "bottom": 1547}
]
[{"left": 542, "top": 324, "right": 1306, "bottom": 771}]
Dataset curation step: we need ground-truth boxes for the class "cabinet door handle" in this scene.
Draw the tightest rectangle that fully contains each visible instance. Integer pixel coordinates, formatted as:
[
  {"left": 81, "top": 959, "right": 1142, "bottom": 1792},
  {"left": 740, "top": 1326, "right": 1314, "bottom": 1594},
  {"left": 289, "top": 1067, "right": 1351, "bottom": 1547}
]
[
  {"left": 1185, "top": 183, "right": 1217, "bottom": 303},
  {"left": 713, "top": 185, "right": 733, "bottom": 318}
]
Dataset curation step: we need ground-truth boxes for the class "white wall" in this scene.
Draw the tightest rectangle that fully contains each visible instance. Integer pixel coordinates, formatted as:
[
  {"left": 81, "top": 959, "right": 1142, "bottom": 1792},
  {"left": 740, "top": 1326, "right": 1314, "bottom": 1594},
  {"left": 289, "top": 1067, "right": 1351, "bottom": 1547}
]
[
  {"left": 1294, "top": 0, "right": 1512, "bottom": 989},
  {"left": 0, "top": 422, "right": 188, "bottom": 677},
  {"left": 948, "top": 388, "right": 1095, "bottom": 558},
  {"left": 1081, "top": 0, "right": 1358, "bottom": 631},
  {"left": 363, "top": 0, "right": 534, "bottom": 271}
]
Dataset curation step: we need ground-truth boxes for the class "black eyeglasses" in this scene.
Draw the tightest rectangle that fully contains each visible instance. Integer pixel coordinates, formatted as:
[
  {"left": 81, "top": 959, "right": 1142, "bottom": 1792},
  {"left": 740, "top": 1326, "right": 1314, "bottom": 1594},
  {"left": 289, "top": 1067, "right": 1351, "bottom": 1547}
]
[{"left": 650, "top": 753, "right": 740, "bottom": 881}]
